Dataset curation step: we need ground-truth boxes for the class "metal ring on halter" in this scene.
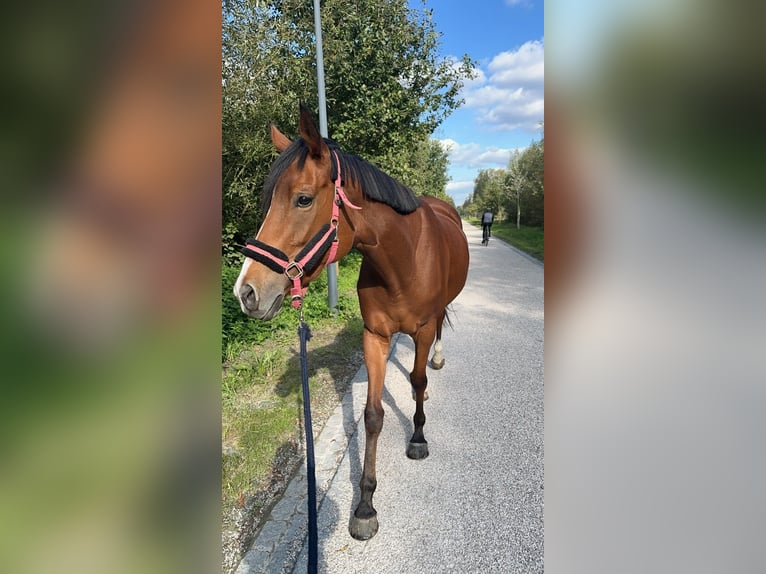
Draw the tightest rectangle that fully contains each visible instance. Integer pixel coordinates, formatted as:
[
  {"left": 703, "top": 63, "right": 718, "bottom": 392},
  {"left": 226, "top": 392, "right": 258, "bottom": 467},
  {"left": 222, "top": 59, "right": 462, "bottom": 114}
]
[{"left": 284, "top": 261, "right": 304, "bottom": 280}]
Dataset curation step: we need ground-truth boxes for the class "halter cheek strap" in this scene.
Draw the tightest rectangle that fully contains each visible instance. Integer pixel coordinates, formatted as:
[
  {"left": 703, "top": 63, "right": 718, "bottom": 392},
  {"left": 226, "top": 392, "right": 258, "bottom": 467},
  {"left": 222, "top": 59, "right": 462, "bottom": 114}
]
[{"left": 241, "top": 150, "right": 361, "bottom": 309}]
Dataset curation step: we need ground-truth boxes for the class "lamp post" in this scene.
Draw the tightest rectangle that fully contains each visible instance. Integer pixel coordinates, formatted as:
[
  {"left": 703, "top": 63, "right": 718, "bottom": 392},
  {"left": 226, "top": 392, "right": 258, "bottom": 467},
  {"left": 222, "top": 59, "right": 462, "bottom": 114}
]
[{"left": 312, "top": 0, "right": 339, "bottom": 315}]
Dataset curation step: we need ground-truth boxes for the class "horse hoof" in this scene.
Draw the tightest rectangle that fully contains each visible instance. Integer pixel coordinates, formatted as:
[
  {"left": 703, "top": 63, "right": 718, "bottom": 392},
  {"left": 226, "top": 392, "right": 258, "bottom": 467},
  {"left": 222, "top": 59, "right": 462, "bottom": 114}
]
[
  {"left": 411, "top": 389, "right": 429, "bottom": 401},
  {"left": 429, "top": 357, "right": 445, "bottom": 370},
  {"left": 349, "top": 514, "right": 379, "bottom": 540},
  {"left": 406, "top": 441, "right": 429, "bottom": 460}
]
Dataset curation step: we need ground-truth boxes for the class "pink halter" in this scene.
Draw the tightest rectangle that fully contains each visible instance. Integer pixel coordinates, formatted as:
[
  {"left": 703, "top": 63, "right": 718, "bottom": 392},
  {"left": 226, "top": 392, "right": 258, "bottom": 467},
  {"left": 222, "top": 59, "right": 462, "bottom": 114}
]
[{"left": 241, "top": 150, "right": 362, "bottom": 309}]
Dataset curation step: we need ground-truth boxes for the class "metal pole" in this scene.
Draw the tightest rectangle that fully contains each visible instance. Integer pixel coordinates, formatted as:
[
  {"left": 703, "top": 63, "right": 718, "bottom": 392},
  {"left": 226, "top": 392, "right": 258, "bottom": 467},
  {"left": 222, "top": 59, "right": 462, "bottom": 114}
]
[
  {"left": 313, "top": 0, "right": 339, "bottom": 315},
  {"left": 313, "top": 0, "right": 328, "bottom": 138}
]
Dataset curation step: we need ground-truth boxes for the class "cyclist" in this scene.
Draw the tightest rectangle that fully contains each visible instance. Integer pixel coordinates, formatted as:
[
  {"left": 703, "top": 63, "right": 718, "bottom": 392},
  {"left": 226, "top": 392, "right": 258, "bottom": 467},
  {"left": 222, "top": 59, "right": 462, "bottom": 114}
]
[{"left": 481, "top": 208, "right": 494, "bottom": 245}]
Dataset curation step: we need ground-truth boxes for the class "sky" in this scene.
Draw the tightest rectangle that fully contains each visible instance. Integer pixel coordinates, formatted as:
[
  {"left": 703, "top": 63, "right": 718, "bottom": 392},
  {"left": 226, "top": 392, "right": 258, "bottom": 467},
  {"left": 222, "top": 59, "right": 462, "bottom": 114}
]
[{"left": 410, "top": 1, "right": 544, "bottom": 206}]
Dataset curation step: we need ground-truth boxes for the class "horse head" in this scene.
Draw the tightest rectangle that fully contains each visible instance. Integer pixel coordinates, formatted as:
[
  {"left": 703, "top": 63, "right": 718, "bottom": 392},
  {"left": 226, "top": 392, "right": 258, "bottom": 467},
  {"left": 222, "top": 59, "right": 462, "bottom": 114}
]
[{"left": 234, "top": 106, "right": 358, "bottom": 319}]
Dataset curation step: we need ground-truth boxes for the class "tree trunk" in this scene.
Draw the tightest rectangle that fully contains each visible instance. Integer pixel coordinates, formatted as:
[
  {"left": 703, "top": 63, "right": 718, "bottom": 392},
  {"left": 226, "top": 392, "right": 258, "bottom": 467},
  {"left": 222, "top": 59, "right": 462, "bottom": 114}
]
[{"left": 516, "top": 191, "right": 521, "bottom": 229}]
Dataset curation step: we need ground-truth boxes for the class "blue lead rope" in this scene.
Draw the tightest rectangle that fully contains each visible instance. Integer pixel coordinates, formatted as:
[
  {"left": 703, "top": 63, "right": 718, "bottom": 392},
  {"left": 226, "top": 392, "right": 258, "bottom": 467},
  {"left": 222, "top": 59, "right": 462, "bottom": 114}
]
[{"left": 298, "top": 319, "right": 318, "bottom": 574}]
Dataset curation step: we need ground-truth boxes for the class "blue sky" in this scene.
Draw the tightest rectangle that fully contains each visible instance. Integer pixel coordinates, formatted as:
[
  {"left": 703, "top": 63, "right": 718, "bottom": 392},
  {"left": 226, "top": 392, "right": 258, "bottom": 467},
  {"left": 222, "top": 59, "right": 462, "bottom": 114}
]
[{"left": 410, "top": 1, "right": 544, "bottom": 205}]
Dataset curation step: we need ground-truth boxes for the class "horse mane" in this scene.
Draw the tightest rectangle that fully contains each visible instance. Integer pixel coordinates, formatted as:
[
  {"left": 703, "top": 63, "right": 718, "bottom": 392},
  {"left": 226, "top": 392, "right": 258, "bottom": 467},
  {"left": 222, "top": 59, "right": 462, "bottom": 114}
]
[{"left": 262, "top": 138, "right": 420, "bottom": 215}]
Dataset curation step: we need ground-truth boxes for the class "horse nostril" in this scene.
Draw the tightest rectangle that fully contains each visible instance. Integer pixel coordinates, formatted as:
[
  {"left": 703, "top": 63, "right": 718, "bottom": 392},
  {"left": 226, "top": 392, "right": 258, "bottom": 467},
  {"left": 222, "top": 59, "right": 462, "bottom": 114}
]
[{"left": 239, "top": 283, "right": 258, "bottom": 310}]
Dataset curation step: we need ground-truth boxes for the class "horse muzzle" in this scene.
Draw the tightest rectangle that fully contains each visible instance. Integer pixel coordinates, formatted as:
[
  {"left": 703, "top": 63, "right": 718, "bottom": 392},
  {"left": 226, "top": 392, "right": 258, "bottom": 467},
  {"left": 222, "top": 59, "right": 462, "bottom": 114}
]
[{"left": 234, "top": 278, "right": 285, "bottom": 320}]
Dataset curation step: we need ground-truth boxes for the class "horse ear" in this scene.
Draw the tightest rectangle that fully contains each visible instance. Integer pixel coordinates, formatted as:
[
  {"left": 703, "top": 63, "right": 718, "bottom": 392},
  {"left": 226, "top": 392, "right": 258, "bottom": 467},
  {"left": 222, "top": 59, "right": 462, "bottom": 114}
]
[
  {"left": 270, "top": 122, "right": 292, "bottom": 153},
  {"left": 298, "top": 104, "right": 325, "bottom": 159}
]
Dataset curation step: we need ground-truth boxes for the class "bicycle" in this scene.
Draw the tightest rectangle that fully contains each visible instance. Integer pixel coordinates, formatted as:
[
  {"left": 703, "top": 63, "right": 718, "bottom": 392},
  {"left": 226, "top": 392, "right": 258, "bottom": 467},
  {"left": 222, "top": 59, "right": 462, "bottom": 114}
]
[{"left": 482, "top": 224, "right": 491, "bottom": 246}]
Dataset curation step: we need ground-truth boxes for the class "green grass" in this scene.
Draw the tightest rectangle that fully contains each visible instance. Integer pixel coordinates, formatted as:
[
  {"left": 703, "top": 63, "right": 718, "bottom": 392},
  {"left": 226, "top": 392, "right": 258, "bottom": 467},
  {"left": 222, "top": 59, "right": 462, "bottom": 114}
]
[
  {"left": 468, "top": 218, "right": 544, "bottom": 261},
  {"left": 221, "top": 251, "right": 365, "bottom": 538},
  {"left": 222, "top": 251, "right": 363, "bottom": 357}
]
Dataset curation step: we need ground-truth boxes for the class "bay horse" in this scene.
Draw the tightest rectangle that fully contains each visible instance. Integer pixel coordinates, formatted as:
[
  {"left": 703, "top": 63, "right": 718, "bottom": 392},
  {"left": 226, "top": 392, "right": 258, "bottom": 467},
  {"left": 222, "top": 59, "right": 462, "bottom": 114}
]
[{"left": 234, "top": 106, "right": 469, "bottom": 540}]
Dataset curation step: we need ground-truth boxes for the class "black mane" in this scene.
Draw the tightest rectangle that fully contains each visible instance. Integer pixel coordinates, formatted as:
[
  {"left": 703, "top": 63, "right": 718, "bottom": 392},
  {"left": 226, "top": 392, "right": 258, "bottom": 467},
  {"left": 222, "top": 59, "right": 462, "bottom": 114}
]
[{"left": 262, "top": 138, "right": 420, "bottom": 214}]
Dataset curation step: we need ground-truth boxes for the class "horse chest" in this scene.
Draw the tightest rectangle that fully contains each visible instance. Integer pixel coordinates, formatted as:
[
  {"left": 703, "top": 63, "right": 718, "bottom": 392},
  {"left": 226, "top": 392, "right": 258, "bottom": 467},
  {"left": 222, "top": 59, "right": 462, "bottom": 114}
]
[{"left": 358, "top": 287, "right": 438, "bottom": 336}]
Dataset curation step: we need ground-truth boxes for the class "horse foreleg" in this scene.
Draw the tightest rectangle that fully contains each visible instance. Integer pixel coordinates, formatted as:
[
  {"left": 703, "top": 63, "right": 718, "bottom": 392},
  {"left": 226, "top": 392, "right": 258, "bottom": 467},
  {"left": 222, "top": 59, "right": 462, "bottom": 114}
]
[
  {"left": 407, "top": 322, "right": 436, "bottom": 460},
  {"left": 349, "top": 328, "right": 388, "bottom": 541}
]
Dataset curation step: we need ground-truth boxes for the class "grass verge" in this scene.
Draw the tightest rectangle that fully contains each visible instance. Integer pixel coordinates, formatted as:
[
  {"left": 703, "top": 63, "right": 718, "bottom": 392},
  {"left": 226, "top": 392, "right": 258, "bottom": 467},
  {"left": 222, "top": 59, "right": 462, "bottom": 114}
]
[
  {"left": 467, "top": 218, "right": 544, "bottom": 261},
  {"left": 221, "top": 252, "right": 364, "bottom": 572}
]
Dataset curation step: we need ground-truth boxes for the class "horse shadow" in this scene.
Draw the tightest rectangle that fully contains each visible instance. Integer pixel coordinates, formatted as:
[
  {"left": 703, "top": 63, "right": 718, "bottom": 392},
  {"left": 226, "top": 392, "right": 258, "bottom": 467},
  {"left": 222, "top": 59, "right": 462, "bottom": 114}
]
[
  {"left": 272, "top": 318, "right": 365, "bottom": 404},
  {"left": 270, "top": 328, "right": 426, "bottom": 567},
  {"left": 234, "top": 320, "right": 365, "bottom": 569}
]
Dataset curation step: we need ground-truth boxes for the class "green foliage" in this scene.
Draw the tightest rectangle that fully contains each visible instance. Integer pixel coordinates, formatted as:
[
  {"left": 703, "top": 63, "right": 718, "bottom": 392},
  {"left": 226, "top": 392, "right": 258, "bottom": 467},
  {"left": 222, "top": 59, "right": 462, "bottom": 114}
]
[
  {"left": 222, "top": 250, "right": 363, "bottom": 358},
  {"left": 461, "top": 126, "right": 544, "bottom": 227},
  {"left": 468, "top": 169, "right": 506, "bottom": 217},
  {"left": 222, "top": 250, "right": 366, "bottom": 533},
  {"left": 505, "top": 137, "right": 544, "bottom": 227},
  {"left": 222, "top": 0, "right": 474, "bottom": 243},
  {"left": 398, "top": 136, "right": 455, "bottom": 205}
]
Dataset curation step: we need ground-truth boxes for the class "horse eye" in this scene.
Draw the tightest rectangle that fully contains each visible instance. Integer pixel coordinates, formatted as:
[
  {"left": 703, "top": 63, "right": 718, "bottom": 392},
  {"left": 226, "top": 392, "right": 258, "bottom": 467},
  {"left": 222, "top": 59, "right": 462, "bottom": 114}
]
[{"left": 295, "top": 194, "right": 313, "bottom": 208}]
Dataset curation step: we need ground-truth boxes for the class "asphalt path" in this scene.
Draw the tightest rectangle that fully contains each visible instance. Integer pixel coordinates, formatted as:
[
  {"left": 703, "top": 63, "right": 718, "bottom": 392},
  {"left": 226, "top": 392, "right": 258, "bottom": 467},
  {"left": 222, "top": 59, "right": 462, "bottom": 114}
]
[{"left": 239, "top": 220, "right": 544, "bottom": 574}]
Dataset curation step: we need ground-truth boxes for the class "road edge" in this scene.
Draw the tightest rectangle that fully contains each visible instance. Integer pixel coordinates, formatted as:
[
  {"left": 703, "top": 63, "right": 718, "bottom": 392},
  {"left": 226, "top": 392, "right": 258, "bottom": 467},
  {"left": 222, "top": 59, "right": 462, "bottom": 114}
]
[
  {"left": 462, "top": 219, "right": 544, "bottom": 267},
  {"left": 234, "top": 333, "right": 403, "bottom": 574}
]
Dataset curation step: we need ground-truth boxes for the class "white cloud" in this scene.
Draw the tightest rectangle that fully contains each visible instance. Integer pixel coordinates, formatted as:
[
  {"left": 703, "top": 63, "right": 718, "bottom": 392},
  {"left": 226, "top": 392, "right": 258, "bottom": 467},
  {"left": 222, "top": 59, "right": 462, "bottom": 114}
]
[
  {"left": 463, "top": 39, "right": 544, "bottom": 131},
  {"left": 445, "top": 180, "right": 475, "bottom": 206},
  {"left": 438, "top": 139, "right": 519, "bottom": 169},
  {"left": 446, "top": 180, "right": 473, "bottom": 194},
  {"left": 488, "top": 42, "right": 544, "bottom": 87},
  {"left": 446, "top": 181, "right": 473, "bottom": 191}
]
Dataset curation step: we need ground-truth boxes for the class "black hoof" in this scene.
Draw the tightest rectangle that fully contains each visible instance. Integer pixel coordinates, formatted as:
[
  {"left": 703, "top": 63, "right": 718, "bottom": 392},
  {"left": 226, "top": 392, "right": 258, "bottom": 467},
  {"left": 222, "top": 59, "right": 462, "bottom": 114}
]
[
  {"left": 429, "top": 357, "right": 445, "bottom": 370},
  {"left": 406, "top": 441, "right": 429, "bottom": 460},
  {"left": 349, "top": 513, "right": 379, "bottom": 540}
]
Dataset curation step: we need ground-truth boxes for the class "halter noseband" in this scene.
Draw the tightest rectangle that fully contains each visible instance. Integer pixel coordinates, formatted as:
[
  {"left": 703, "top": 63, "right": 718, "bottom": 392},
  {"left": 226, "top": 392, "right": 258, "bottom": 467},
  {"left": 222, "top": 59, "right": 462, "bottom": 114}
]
[{"left": 241, "top": 150, "right": 362, "bottom": 309}]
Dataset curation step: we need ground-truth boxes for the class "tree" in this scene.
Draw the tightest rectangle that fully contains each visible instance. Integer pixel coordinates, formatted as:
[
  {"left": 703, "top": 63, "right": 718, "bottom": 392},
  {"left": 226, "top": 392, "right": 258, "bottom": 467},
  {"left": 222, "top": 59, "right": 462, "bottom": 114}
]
[
  {"left": 505, "top": 151, "right": 524, "bottom": 229},
  {"left": 222, "top": 0, "right": 474, "bottom": 247},
  {"left": 471, "top": 169, "right": 506, "bottom": 216},
  {"left": 458, "top": 123, "right": 544, "bottom": 226},
  {"left": 458, "top": 193, "right": 473, "bottom": 217},
  {"left": 499, "top": 125, "right": 544, "bottom": 228},
  {"left": 401, "top": 137, "right": 454, "bottom": 206},
  {"left": 505, "top": 138, "right": 544, "bottom": 227}
]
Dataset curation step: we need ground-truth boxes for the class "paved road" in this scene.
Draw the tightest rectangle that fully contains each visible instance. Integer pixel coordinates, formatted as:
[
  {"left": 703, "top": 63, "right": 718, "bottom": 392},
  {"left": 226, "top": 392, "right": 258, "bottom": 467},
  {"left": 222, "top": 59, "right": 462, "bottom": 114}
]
[{"left": 236, "top": 221, "right": 544, "bottom": 574}]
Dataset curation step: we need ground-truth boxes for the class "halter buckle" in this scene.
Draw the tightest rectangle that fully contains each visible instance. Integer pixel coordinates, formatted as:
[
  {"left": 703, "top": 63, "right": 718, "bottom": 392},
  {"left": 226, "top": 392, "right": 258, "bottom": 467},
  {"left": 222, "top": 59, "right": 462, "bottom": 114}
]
[{"left": 284, "top": 261, "right": 304, "bottom": 280}]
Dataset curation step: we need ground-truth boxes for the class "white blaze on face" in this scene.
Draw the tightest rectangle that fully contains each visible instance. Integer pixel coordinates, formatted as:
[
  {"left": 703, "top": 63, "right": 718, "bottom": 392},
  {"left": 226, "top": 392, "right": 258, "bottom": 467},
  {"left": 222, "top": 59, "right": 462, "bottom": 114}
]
[
  {"left": 234, "top": 204, "right": 273, "bottom": 313},
  {"left": 233, "top": 257, "right": 255, "bottom": 313}
]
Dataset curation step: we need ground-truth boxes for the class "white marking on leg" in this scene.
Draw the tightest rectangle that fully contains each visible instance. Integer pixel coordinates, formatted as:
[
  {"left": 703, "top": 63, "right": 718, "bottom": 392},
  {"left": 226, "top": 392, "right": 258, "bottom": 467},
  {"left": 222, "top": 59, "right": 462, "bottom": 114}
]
[{"left": 432, "top": 339, "right": 444, "bottom": 364}]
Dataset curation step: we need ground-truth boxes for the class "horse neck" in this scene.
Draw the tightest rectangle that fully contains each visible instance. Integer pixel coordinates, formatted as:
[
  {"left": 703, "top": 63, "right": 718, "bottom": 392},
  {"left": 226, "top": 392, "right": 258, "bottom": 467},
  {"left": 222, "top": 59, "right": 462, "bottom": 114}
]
[{"left": 351, "top": 198, "right": 418, "bottom": 290}]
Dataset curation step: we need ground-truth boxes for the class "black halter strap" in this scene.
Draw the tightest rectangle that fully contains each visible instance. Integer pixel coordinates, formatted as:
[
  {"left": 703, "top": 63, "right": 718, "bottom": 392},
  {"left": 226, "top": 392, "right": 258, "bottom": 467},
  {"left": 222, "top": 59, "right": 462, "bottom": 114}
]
[{"left": 240, "top": 150, "right": 362, "bottom": 309}]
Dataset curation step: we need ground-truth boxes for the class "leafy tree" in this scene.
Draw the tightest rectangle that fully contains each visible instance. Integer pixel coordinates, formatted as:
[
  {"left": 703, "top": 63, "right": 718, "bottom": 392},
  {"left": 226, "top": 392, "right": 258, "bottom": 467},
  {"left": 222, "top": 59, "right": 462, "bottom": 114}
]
[
  {"left": 471, "top": 169, "right": 506, "bottom": 216},
  {"left": 222, "top": 0, "right": 474, "bottom": 246},
  {"left": 505, "top": 151, "right": 523, "bottom": 228},
  {"left": 401, "top": 137, "right": 454, "bottom": 206},
  {"left": 459, "top": 124, "right": 544, "bottom": 227},
  {"left": 504, "top": 137, "right": 544, "bottom": 227}
]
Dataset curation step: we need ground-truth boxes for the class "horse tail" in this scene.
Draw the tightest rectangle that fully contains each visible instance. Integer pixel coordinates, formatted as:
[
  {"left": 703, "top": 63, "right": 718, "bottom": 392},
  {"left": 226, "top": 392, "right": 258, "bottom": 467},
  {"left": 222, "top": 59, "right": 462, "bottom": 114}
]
[{"left": 442, "top": 305, "right": 455, "bottom": 331}]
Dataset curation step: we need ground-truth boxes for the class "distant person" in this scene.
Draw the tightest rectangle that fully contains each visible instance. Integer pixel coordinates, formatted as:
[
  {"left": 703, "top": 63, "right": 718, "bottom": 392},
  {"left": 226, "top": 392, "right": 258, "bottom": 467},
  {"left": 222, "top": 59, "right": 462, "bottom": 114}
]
[{"left": 481, "top": 208, "right": 494, "bottom": 245}]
